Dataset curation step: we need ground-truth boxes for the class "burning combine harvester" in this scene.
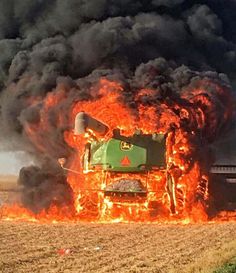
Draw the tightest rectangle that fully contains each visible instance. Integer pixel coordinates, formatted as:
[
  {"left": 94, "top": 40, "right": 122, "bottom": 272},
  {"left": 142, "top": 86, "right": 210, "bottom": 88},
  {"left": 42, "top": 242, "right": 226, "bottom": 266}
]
[
  {"left": 68, "top": 112, "right": 173, "bottom": 218},
  {"left": 59, "top": 112, "right": 236, "bottom": 221},
  {"left": 2, "top": 76, "right": 236, "bottom": 222}
]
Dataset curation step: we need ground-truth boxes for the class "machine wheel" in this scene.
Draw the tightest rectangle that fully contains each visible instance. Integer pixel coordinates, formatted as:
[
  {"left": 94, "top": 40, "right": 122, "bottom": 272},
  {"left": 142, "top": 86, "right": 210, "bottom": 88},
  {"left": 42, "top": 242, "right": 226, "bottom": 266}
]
[
  {"left": 166, "top": 172, "right": 186, "bottom": 215},
  {"left": 175, "top": 186, "right": 186, "bottom": 215},
  {"left": 166, "top": 172, "right": 176, "bottom": 214},
  {"left": 77, "top": 191, "right": 100, "bottom": 218},
  {"left": 196, "top": 175, "right": 208, "bottom": 203}
]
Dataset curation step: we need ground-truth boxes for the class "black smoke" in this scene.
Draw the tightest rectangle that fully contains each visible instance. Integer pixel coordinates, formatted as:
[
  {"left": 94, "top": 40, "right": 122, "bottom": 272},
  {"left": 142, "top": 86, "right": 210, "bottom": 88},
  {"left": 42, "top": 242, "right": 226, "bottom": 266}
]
[
  {"left": 0, "top": 0, "right": 235, "bottom": 213},
  {"left": 18, "top": 159, "right": 73, "bottom": 213}
]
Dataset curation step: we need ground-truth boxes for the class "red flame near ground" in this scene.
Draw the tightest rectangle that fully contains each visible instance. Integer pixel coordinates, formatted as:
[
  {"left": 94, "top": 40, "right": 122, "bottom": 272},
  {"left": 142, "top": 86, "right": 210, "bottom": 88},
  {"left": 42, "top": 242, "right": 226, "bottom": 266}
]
[
  {"left": 1, "top": 78, "right": 235, "bottom": 223},
  {"left": 62, "top": 79, "right": 209, "bottom": 222}
]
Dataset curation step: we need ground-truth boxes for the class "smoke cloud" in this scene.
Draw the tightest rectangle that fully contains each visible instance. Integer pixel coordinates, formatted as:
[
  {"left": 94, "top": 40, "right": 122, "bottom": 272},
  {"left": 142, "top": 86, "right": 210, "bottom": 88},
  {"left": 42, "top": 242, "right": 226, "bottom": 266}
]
[{"left": 0, "top": 0, "right": 235, "bottom": 212}]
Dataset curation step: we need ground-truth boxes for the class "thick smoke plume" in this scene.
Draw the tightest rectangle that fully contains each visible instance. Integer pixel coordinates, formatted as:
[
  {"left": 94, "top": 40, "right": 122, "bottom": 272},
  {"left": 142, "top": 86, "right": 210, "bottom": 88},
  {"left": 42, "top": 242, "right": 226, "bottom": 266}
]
[{"left": 0, "top": 0, "right": 235, "bottom": 212}]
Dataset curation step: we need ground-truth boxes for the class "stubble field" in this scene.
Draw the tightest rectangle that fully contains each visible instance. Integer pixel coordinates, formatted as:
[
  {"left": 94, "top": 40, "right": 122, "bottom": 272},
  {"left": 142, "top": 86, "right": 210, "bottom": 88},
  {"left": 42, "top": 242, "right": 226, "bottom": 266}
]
[{"left": 0, "top": 177, "right": 236, "bottom": 273}]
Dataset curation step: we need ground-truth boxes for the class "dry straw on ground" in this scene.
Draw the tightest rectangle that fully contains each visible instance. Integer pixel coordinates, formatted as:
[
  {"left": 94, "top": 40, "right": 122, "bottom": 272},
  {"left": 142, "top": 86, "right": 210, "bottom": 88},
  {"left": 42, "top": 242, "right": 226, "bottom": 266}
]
[
  {"left": 0, "top": 179, "right": 236, "bottom": 273},
  {"left": 0, "top": 220, "right": 235, "bottom": 273}
]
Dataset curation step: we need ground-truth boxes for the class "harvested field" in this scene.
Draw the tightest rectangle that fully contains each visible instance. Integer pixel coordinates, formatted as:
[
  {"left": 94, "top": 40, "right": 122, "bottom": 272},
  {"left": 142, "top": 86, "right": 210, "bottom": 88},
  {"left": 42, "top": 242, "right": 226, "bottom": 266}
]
[
  {"left": 0, "top": 176, "right": 17, "bottom": 191},
  {"left": 0, "top": 179, "right": 236, "bottom": 273},
  {"left": 0, "top": 176, "right": 19, "bottom": 204},
  {"left": 0, "top": 221, "right": 235, "bottom": 273}
]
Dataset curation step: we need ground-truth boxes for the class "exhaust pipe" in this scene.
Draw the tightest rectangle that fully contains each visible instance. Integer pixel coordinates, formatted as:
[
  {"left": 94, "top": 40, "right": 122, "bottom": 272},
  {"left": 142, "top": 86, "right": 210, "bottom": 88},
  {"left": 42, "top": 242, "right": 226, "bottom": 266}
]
[{"left": 74, "top": 112, "right": 109, "bottom": 136}]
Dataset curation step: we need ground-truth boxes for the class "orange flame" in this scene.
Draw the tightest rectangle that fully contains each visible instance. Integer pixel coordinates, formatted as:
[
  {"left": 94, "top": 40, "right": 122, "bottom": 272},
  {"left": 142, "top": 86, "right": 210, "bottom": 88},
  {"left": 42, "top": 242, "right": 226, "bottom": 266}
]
[
  {"left": 1, "top": 78, "right": 235, "bottom": 224},
  {"left": 63, "top": 79, "right": 211, "bottom": 222}
]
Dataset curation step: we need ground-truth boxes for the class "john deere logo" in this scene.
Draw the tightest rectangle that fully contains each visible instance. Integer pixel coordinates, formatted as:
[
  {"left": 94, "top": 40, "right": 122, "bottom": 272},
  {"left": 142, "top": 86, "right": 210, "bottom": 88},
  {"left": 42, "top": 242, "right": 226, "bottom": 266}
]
[{"left": 120, "top": 141, "right": 133, "bottom": 151}]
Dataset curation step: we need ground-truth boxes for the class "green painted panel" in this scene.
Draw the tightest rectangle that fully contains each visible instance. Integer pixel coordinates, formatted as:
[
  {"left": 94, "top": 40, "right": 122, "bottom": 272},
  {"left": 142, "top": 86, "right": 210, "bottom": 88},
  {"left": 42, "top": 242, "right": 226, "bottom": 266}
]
[
  {"left": 90, "top": 139, "right": 146, "bottom": 172},
  {"left": 106, "top": 138, "right": 146, "bottom": 171},
  {"left": 89, "top": 134, "right": 166, "bottom": 172}
]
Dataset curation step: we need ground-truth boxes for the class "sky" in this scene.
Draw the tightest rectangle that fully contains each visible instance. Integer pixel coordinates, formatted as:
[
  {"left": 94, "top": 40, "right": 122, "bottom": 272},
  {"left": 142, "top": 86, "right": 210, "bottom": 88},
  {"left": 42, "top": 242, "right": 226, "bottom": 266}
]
[{"left": 0, "top": 152, "right": 33, "bottom": 175}]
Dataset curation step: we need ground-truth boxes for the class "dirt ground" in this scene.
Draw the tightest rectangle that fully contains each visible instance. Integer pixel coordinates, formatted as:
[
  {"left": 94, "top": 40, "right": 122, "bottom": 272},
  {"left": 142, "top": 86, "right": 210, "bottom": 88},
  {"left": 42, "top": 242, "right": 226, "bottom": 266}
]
[
  {"left": 0, "top": 178, "right": 236, "bottom": 273},
  {"left": 0, "top": 221, "right": 235, "bottom": 273}
]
